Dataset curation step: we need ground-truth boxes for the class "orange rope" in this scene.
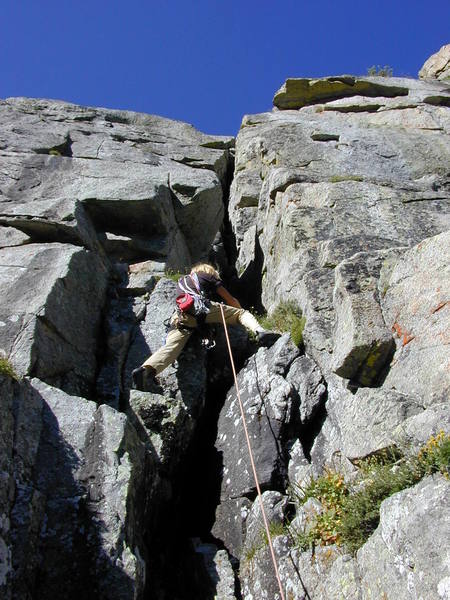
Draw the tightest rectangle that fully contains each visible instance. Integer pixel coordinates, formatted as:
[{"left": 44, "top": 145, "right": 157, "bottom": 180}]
[{"left": 219, "top": 304, "right": 286, "bottom": 600}]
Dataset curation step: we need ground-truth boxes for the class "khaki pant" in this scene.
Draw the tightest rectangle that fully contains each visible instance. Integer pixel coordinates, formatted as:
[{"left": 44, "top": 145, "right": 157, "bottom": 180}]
[{"left": 143, "top": 302, "right": 260, "bottom": 374}]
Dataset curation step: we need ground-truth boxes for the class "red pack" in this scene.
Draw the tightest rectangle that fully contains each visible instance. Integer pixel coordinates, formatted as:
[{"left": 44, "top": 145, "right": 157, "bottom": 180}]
[{"left": 176, "top": 293, "right": 195, "bottom": 313}]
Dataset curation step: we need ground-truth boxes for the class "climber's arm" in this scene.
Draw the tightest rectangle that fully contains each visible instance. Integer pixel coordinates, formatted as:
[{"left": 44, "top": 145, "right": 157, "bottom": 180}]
[{"left": 216, "top": 286, "right": 242, "bottom": 309}]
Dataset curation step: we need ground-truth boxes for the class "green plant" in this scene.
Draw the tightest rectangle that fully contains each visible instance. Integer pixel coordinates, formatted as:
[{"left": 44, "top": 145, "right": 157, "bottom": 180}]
[
  {"left": 417, "top": 430, "right": 450, "bottom": 478},
  {"left": 291, "top": 432, "right": 450, "bottom": 554},
  {"left": 0, "top": 357, "right": 18, "bottom": 380},
  {"left": 292, "top": 470, "right": 349, "bottom": 548},
  {"left": 367, "top": 65, "right": 393, "bottom": 77},
  {"left": 339, "top": 453, "right": 421, "bottom": 553},
  {"left": 259, "top": 301, "right": 306, "bottom": 347},
  {"left": 164, "top": 269, "right": 185, "bottom": 282},
  {"left": 242, "top": 540, "right": 264, "bottom": 565}
]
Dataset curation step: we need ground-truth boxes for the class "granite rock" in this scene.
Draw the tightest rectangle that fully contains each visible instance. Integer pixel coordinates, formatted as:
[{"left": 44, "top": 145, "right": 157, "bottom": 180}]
[
  {"left": 0, "top": 243, "right": 108, "bottom": 397},
  {"left": 419, "top": 43, "right": 450, "bottom": 81},
  {"left": 358, "top": 475, "right": 450, "bottom": 600}
]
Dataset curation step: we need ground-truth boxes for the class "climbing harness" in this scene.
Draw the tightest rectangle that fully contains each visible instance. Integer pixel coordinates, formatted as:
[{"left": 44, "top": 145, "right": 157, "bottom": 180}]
[{"left": 219, "top": 304, "right": 286, "bottom": 600}]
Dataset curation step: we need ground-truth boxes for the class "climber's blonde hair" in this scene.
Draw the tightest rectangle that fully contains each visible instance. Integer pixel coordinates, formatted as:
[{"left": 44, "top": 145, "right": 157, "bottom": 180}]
[{"left": 190, "top": 262, "right": 220, "bottom": 279}]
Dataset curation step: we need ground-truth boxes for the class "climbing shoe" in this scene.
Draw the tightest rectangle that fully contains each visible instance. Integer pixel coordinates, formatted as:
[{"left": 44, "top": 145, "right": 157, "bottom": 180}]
[
  {"left": 255, "top": 330, "right": 281, "bottom": 348},
  {"left": 132, "top": 366, "right": 156, "bottom": 391}
]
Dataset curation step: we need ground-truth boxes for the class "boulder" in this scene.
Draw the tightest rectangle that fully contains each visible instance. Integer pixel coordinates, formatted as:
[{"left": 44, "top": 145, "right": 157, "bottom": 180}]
[
  {"left": 310, "top": 377, "right": 423, "bottom": 465},
  {"left": 393, "top": 403, "right": 450, "bottom": 451},
  {"left": 242, "top": 491, "right": 288, "bottom": 556},
  {"left": 358, "top": 475, "right": 450, "bottom": 600},
  {"left": 419, "top": 43, "right": 450, "bottom": 81},
  {"left": 286, "top": 354, "right": 326, "bottom": 424}
]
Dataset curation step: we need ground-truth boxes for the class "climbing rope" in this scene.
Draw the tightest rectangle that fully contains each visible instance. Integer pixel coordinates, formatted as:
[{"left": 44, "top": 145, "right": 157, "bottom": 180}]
[{"left": 219, "top": 304, "right": 286, "bottom": 600}]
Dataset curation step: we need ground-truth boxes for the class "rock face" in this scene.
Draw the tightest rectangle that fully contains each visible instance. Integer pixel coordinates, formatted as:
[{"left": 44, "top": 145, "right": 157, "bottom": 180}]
[
  {"left": 1, "top": 54, "right": 450, "bottom": 600},
  {"left": 224, "top": 70, "right": 449, "bottom": 599}
]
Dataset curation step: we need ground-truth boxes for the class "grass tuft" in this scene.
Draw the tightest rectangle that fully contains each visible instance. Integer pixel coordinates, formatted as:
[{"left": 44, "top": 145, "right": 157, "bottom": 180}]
[
  {"left": 259, "top": 301, "right": 306, "bottom": 347},
  {"left": 367, "top": 65, "right": 393, "bottom": 77},
  {"left": 0, "top": 357, "right": 18, "bottom": 380},
  {"left": 329, "top": 175, "right": 364, "bottom": 183}
]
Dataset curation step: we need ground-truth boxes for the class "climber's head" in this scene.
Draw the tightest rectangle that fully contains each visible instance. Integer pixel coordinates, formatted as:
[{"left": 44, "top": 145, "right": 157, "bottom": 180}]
[{"left": 190, "top": 262, "right": 220, "bottom": 279}]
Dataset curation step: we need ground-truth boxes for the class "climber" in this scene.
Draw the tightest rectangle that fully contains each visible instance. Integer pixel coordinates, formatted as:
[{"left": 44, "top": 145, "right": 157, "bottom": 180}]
[{"left": 132, "top": 262, "right": 279, "bottom": 390}]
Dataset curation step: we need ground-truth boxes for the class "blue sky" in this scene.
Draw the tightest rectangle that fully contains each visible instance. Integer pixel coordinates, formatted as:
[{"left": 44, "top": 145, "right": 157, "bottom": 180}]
[{"left": 2, "top": 1, "right": 449, "bottom": 135}]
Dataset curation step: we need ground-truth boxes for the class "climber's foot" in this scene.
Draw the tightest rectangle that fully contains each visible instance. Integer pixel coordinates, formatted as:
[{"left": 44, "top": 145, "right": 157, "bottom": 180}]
[
  {"left": 255, "top": 330, "right": 281, "bottom": 348},
  {"left": 132, "top": 366, "right": 156, "bottom": 391}
]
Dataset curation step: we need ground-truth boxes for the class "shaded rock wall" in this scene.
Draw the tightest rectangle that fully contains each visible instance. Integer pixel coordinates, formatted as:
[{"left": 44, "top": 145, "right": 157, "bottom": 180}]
[{"left": 0, "top": 375, "right": 150, "bottom": 600}]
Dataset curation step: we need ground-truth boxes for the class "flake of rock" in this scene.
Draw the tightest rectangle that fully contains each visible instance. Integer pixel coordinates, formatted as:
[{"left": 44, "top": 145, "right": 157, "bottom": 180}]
[
  {"left": 125, "top": 259, "right": 165, "bottom": 296},
  {"left": 287, "top": 439, "right": 312, "bottom": 488},
  {"left": 287, "top": 355, "right": 326, "bottom": 424},
  {"left": 331, "top": 250, "right": 397, "bottom": 386},
  {"left": 212, "top": 497, "right": 252, "bottom": 559},
  {"left": 0, "top": 226, "right": 30, "bottom": 248},
  {"left": 0, "top": 243, "right": 108, "bottom": 396},
  {"left": 381, "top": 231, "right": 450, "bottom": 405},
  {"left": 215, "top": 335, "right": 299, "bottom": 499}
]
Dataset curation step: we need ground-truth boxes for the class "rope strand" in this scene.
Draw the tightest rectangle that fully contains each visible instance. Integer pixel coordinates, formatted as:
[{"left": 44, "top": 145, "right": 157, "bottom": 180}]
[{"left": 219, "top": 304, "right": 286, "bottom": 600}]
